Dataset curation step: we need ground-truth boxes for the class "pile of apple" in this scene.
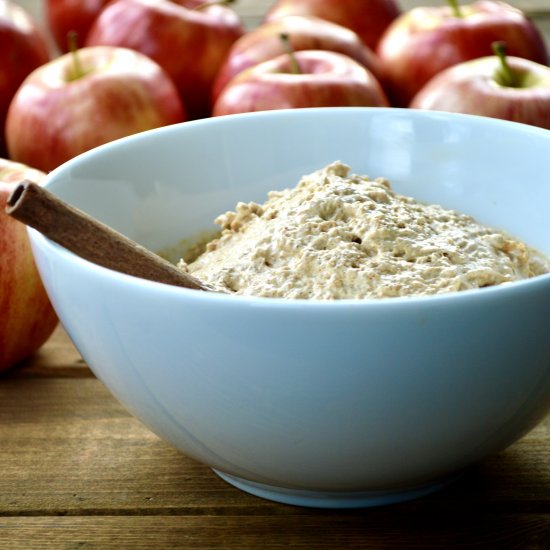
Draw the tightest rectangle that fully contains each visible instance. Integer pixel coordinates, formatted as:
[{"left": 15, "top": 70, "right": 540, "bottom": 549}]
[
  {"left": 2, "top": 0, "right": 550, "bottom": 172},
  {"left": 1, "top": 0, "right": 550, "bottom": 373}
]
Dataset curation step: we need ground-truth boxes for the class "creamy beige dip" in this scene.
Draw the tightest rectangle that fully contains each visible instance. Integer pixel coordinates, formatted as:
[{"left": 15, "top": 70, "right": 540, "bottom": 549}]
[{"left": 178, "top": 162, "right": 549, "bottom": 299}]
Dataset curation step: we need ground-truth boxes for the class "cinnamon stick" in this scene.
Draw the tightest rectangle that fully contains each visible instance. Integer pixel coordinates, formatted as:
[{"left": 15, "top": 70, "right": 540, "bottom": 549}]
[{"left": 6, "top": 180, "right": 212, "bottom": 291}]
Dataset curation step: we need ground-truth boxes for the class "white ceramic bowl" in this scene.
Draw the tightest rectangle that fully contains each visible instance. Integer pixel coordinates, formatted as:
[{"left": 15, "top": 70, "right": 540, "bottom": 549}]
[{"left": 30, "top": 108, "right": 550, "bottom": 508}]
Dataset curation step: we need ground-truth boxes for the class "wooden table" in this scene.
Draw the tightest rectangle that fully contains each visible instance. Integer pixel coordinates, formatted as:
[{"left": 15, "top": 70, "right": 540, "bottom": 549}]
[
  {"left": 3, "top": 1, "right": 550, "bottom": 548},
  {"left": 1, "top": 326, "right": 550, "bottom": 549},
  {"left": 2, "top": 329, "right": 550, "bottom": 548}
]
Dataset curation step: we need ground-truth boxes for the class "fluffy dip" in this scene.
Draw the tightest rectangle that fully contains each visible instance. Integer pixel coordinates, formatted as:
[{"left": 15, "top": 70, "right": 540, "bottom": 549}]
[{"left": 178, "top": 162, "right": 549, "bottom": 299}]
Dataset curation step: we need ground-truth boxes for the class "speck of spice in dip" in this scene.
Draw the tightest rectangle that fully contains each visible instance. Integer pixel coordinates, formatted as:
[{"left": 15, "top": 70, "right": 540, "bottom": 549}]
[{"left": 178, "top": 162, "right": 550, "bottom": 299}]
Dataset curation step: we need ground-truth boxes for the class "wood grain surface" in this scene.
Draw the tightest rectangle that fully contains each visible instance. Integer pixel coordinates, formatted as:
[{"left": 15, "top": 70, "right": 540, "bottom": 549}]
[
  {"left": 3, "top": 0, "right": 550, "bottom": 548},
  {"left": 2, "top": 323, "right": 550, "bottom": 549}
]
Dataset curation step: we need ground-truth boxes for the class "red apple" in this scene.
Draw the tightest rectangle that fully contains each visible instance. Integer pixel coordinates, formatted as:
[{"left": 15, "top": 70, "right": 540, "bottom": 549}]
[
  {"left": 212, "top": 15, "right": 385, "bottom": 103},
  {"left": 264, "top": 0, "right": 401, "bottom": 51},
  {"left": 410, "top": 42, "right": 550, "bottom": 130},
  {"left": 212, "top": 49, "right": 390, "bottom": 116},
  {"left": 0, "top": 0, "right": 50, "bottom": 157},
  {"left": 377, "top": 0, "right": 549, "bottom": 107},
  {"left": 46, "top": 0, "right": 111, "bottom": 52},
  {"left": 0, "top": 158, "right": 58, "bottom": 373},
  {"left": 85, "top": 0, "right": 245, "bottom": 119},
  {"left": 6, "top": 45, "right": 185, "bottom": 173}
]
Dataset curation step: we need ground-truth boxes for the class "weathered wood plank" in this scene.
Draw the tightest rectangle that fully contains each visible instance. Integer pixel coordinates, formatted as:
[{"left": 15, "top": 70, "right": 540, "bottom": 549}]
[{"left": 0, "top": 513, "right": 550, "bottom": 549}]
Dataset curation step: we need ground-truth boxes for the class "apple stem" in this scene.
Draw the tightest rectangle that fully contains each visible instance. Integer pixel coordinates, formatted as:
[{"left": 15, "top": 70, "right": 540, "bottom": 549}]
[
  {"left": 492, "top": 41, "right": 518, "bottom": 87},
  {"left": 67, "top": 31, "right": 86, "bottom": 81},
  {"left": 279, "top": 33, "right": 302, "bottom": 75},
  {"left": 447, "top": 0, "right": 463, "bottom": 17},
  {"left": 193, "top": 0, "right": 235, "bottom": 10}
]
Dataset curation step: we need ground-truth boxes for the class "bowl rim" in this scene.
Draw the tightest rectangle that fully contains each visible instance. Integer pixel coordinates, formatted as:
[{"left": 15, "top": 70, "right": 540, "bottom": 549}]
[{"left": 31, "top": 107, "right": 550, "bottom": 309}]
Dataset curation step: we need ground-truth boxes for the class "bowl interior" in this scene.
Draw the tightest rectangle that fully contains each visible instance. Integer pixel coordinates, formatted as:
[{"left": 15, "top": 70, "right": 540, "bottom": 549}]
[{"left": 44, "top": 108, "right": 550, "bottom": 260}]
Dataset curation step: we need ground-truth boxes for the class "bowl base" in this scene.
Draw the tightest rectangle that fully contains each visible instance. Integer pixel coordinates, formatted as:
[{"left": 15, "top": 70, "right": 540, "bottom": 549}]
[{"left": 212, "top": 469, "right": 457, "bottom": 508}]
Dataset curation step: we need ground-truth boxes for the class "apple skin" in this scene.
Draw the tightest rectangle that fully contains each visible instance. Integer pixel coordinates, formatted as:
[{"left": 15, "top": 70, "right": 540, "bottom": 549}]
[
  {"left": 5, "top": 46, "right": 185, "bottom": 173},
  {"left": 86, "top": 0, "right": 245, "bottom": 119},
  {"left": 46, "top": 0, "right": 111, "bottom": 52},
  {"left": 264, "top": 0, "right": 401, "bottom": 51},
  {"left": 377, "top": 0, "right": 549, "bottom": 107},
  {"left": 212, "top": 15, "right": 385, "bottom": 103},
  {"left": 212, "top": 50, "right": 390, "bottom": 116},
  {"left": 0, "top": 158, "right": 59, "bottom": 373},
  {"left": 410, "top": 55, "right": 550, "bottom": 130},
  {"left": 0, "top": 1, "right": 50, "bottom": 157}
]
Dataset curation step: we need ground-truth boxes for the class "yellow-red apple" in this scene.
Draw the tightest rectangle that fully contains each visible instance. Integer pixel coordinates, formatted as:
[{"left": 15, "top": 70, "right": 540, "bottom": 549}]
[
  {"left": 410, "top": 42, "right": 550, "bottom": 130},
  {"left": 264, "top": 0, "right": 400, "bottom": 51},
  {"left": 46, "top": 0, "right": 111, "bottom": 52},
  {"left": 6, "top": 46, "right": 185, "bottom": 173},
  {"left": 0, "top": 158, "right": 58, "bottom": 373},
  {"left": 86, "top": 0, "right": 245, "bottom": 119},
  {"left": 213, "top": 49, "right": 389, "bottom": 116},
  {"left": 0, "top": 0, "right": 50, "bottom": 156},
  {"left": 377, "top": 0, "right": 549, "bottom": 107},
  {"left": 212, "top": 15, "right": 385, "bottom": 103}
]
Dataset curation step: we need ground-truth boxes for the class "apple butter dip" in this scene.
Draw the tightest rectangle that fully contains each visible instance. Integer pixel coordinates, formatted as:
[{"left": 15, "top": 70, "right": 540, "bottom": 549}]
[{"left": 178, "top": 162, "right": 550, "bottom": 299}]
